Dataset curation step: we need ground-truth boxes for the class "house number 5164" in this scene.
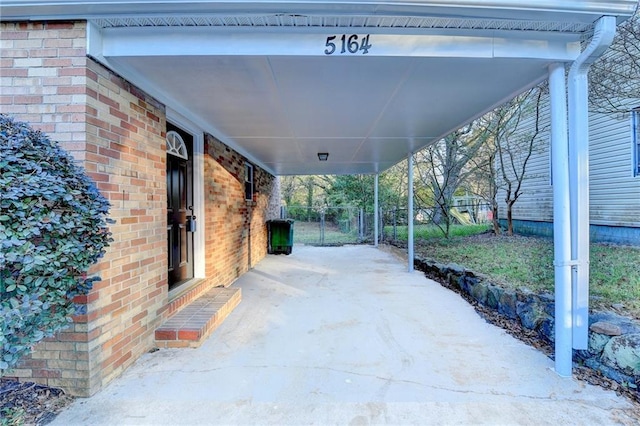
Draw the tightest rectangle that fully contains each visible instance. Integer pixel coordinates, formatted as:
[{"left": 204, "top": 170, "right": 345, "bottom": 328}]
[{"left": 324, "top": 34, "right": 372, "bottom": 55}]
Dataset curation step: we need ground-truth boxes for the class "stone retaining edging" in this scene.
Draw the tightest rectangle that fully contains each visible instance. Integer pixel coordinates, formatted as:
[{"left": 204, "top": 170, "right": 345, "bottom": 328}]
[{"left": 414, "top": 256, "right": 640, "bottom": 390}]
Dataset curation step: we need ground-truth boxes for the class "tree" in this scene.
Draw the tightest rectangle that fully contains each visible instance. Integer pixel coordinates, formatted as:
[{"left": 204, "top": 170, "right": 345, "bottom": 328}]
[
  {"left": 0, "top": 114, "right": 112, "bottom": 372},
  {"left": 325, "top": 175, "right": 375, "bottom": 211},
  {"left": 589, "top": 10, "right": 640, "bottom": 113},
  {"left": 414, "top": 122, "right": 491, "bottom": 237},
  {"left": 280, "top": 175, "right": 300, "bottom": 208},
  {"left": 492, "top": 86, "right": 547, "bottom": 235}
]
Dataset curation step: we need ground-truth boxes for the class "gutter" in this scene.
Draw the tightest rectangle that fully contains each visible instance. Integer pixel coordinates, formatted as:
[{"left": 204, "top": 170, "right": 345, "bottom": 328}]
[{"left": 0, "top": 1, "right": 637, "bottom": 22}]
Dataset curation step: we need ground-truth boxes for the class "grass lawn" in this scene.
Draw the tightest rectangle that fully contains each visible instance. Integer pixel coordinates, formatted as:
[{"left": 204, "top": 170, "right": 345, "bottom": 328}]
[
  {"left": 390, "top": 225, "right": 640, "bottom": 318},
  {"left": 293, "top": 220, "right": 361, "bottom": 245}
]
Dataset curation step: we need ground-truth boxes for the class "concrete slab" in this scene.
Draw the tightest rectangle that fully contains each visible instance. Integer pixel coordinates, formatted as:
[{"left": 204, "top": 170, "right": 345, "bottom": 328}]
[{"left": 52, "top": 245, "right": 638, "bottom": 425}]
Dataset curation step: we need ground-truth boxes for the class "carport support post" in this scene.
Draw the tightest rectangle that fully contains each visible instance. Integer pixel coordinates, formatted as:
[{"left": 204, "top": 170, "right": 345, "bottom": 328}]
[
  {"left": 549, "top": 62, "right": 572, "bottom": 377},
  {"left": 407, "top": 153, "right": 414, "bottom": 272},
  {"left": 374, "top": 173, "right": 379, "bottom": 247}
]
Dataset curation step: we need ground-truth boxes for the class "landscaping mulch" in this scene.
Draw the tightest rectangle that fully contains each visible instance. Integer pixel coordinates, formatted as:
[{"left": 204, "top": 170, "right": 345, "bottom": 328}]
[{"left": 0, "top": 379, "right": 73, "bottom": 426}]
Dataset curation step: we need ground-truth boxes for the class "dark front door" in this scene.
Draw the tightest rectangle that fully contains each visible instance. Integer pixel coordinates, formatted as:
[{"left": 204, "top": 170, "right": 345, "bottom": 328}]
[{"left": 166, "top": 124, "right": 194, "bottom": 289}]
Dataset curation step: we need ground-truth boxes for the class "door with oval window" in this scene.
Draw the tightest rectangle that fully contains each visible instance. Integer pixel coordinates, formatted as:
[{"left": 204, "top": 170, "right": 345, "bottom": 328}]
[{"left": 166, "top": 124, "right": 194, "bottom": 290}]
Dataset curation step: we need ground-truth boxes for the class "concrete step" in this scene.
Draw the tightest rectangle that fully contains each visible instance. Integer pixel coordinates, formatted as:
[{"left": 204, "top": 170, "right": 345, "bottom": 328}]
[{"left": 155, "top": 287, "right": 241, "bottom": 348}]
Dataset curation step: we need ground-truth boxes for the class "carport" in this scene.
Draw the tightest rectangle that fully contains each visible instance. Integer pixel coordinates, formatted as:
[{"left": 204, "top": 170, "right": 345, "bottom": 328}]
[{"left": 2, "top": 0, "right": 637, "bottom": 377}]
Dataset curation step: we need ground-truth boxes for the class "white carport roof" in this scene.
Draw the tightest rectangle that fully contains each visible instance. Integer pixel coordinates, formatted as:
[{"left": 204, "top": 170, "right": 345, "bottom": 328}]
[{"left": 1, "top": 1, "right": 637, "bottom": 176}]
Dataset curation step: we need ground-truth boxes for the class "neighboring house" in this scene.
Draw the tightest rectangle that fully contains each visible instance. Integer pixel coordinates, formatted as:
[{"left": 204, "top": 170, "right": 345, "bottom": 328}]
[
  {"left": 497, "top": 97, "right": 640, "bottom": 244},
  {"left": 0, "top": 22, "right": 281, "bottom": 397}
]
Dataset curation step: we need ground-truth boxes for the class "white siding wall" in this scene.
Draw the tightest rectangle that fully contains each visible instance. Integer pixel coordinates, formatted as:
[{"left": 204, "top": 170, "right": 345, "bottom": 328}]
[
  {"left": 497, "top": 97, "right": 640, "bottom": 227},
  {"left": 497, "top": 99, "right": 553, "bottom": 222},
  {"left": 590, "top": 106, "right": 640, "bottom": 226}
]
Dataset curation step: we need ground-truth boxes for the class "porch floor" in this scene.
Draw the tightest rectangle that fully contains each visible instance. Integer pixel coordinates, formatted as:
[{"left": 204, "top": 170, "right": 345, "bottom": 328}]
[{"left": 155, "top": 287, "right": 241, "bottom": 348}]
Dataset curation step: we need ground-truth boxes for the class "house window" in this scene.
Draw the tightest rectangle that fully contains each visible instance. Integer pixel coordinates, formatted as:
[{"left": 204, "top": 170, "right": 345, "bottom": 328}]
[
  {"left": 245, "top": 163, "right": 254, "bottom": 201},
  {"left": 166, "top": 130, "right": 188, "bottom": 160},
  {"left": 634, "top": 108, "right": 640, "bottom": 177}
]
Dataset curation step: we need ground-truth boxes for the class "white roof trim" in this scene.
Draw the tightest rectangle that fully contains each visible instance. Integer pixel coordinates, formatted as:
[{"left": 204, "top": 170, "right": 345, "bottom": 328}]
[{"left": 1, "top": 1, "right": 637, "bottom": 26}]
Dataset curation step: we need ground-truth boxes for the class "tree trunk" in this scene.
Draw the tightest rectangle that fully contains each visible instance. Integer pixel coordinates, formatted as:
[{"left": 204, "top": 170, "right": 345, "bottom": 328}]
[
  {"left": 306, "top": 180, "right": 313, "bottom": 222},
  {"left": 492, "top": 202, "right": 501, "bottom": 235},
  {"left": 506, "top": 200, "right": 515, "bottom": 236}
]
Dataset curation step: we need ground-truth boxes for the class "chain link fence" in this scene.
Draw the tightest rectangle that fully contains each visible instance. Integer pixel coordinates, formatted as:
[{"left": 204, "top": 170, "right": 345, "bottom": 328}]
[
  {"left": 281, "top": 202, "right": 492, "bottom": 246},
  {"left": 281, "top": 206, "right": 375, "bottom": 245},
  {"left": 381, "top": 202, "right": 493, "bottom": 244}
]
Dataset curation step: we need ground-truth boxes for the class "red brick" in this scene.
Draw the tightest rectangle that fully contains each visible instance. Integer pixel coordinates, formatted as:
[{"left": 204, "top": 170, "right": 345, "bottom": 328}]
[
  {"left": 57, "top": 85, "right": 85, "bottom": 95},
  {"left": 1, "top": 68, "right": 28, "bottom": 77},
  {"left": 155, "top": 329, "right": 176, "bottom": 341},
  {"left": 98, "top": 146, "right": 121, "bottom": 159},
  {"left": 45, "top": 22, "right": 75, "bottom": 30},
  {"left": 178, "top": 329, "right": 201, "bottom": 341},
  {"left": 14, "top": 95, "right": 43, "bottom": 104},
  {"left": 58, "top": 333, "right": 88, "bottom": 343},
  {"left": 111, "top": 287, "right": 131, "bottom": 301},
  {"left": 59, "top": 68, "right": 86, "bottom": 76},
  {"left": 30, "top": 48, "right": 58, "bottom": 58},
  {"left": 33, "top": 369, "right": 62, "bottom": 379},
  {"left": 0, "top": 31, "right": 29, "bottom": 40}
]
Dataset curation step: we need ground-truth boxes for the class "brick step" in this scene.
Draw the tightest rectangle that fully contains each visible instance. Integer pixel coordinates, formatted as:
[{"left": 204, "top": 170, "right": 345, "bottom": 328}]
[{"left": 155, "top": 287, "right": 241, "bottom": 348}]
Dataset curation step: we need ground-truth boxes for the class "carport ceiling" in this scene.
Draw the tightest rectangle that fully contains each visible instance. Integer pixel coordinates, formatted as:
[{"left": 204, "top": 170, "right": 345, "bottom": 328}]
[{"left": 2, "top": 1, "right": 637, "bottom": 176}]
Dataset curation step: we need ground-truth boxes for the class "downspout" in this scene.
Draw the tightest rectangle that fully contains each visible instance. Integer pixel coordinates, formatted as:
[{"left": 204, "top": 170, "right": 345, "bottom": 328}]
[
  {"left": 568, "top": 16, "right": 616, "bottom": 350},
  {"left": 407, "top": 153, "right": 414, "bottom": 272}
]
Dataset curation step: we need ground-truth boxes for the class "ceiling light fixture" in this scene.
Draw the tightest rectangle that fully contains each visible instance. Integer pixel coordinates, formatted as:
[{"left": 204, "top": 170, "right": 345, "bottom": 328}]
[{"left": 317, "top": 152, "right": 329, "bottom": 161}]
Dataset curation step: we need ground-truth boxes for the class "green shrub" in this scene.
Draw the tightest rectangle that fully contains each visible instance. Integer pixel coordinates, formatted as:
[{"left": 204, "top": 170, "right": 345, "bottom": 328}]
[{"left": 0, "top": 114, "right": 112, "bottom": 372}]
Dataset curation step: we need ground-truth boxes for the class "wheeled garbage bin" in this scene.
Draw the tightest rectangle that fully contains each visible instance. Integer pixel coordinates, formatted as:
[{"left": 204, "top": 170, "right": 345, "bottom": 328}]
[{"left": 267, "top": 219, "right": 294, "bottom": 255}]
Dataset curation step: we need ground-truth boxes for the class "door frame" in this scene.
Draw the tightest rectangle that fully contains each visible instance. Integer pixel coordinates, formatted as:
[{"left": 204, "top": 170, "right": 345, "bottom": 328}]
[{"left": 167, "top": 109, "right": 205, "bottom": 297}]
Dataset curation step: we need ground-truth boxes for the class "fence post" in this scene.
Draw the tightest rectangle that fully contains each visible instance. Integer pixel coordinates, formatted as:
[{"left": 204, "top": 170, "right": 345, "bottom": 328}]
[
  {"left": 378, "top": 207, "right": 383, "bottom": 243},
  {"left": 320, "top": 210, "right": 325, "bottom": 245}
]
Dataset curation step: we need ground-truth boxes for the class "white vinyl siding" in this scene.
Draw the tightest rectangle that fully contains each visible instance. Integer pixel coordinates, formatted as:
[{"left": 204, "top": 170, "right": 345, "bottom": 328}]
[
  {"left": 634, "top": 109, "right": 640, "bottom": 177},
  {"left": 498, "top": 98, "right": 640, "bottom": 228},
  {"left": 497, "top": 97, "right": 554, "bottom": 222},
  {"left": 589, "top": 109, "right": 640, "bottom": 226}
]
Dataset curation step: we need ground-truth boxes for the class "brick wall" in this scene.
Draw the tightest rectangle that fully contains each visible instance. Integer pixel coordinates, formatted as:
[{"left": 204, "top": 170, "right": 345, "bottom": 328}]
[
  {"left": 1, "top": 21, "right": 168, "bottom": 396},
  {"left": 1, "top": 20, "right": 278, "bottom": 397},
  {"left": 82, "top": 57, "right": 168, "bottom": 392},
  {"left": 204, "top": 135, "right": 275, "bottom": 284}
]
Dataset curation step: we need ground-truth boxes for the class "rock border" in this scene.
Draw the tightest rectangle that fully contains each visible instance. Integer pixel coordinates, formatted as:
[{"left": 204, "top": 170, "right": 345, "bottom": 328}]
[{"left": 414, "top": 256, "right": 640, "bottom": 391}]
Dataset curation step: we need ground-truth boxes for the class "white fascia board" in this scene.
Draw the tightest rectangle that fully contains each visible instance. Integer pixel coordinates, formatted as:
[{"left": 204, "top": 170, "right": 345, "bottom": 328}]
[
  {"left": 100, "top": 25, "right": 580, "bottom": 60},
  {"left": 1, "top": 1, "right": 637, "bottom": 22}
]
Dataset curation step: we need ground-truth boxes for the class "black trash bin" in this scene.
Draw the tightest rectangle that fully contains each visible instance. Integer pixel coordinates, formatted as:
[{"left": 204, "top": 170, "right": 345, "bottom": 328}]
[{"left": 267, "top": 219, "right": 294, "bottom": 255}]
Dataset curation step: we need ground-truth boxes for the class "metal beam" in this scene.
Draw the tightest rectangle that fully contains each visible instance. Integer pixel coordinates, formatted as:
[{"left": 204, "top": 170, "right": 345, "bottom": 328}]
[
  {"left": 374, "top": 173, "right": 379, "bottom": 248},
  {"left": 408, "top": 153, "right": 414, "bottom": 273},
  {"left": 97, "top": 26, "right": 581, "bottom": 61},
  {"left": 549, "top": 62, "right": 572, "bottom": 377}
]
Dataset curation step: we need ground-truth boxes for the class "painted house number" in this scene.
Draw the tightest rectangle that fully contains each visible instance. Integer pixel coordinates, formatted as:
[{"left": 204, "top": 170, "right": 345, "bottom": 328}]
[{"left": 324, "top": 34, "right": 372, "bottom": 55}]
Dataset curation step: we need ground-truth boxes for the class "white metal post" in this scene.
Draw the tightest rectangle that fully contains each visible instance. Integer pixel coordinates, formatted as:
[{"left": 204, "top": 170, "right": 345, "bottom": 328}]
[
  {"left": 549, "top": 62, "right": 572, "bottom": 377},
  {"left": 374, "top": 173, "right": 379, "bottom": 248},
  {"left": 408, "top": 153, "right": 414, "bottom": 272},
  {"left": 567, "top": 16, "right": 616, "bottom": 350}
]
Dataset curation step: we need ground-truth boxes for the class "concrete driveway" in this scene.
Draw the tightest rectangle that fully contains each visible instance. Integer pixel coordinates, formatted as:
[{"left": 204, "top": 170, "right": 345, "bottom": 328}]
[{"left": 53, "top": 245, "right": 637, "bottom": 425}]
